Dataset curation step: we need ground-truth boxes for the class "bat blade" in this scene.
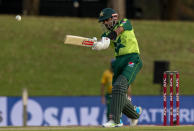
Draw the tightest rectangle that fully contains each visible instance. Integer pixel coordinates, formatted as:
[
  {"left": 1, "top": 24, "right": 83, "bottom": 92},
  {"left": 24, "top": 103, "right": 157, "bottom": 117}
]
[{"left": 64, "top": 35, "right": 94, "bottom": 47}]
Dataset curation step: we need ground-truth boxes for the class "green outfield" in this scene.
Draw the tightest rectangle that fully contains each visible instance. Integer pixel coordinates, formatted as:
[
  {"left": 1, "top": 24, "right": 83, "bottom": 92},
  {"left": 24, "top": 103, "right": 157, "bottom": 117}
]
[
  {"left": 0, "top": 15, "right": 194, "bottom": 96},
  {"left": 1, "top": 126, "right": 194, "bottom": 131}
]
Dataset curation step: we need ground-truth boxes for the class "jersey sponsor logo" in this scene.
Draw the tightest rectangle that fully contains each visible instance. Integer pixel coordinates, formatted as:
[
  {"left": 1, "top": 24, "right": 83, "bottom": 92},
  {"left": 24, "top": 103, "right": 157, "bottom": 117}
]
[
  {"left": 121, "top": 21, "right": 126, "bottom": 24},
  {"left": 128, "top": 62, "right": 134, "bottom": 67}
]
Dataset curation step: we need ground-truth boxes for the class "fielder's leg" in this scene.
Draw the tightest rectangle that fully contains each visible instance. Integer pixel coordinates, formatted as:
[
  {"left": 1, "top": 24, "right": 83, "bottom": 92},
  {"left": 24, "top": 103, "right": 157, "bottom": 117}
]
[{"left": 105, "top": 94, "right": 112, "bottom": 121}]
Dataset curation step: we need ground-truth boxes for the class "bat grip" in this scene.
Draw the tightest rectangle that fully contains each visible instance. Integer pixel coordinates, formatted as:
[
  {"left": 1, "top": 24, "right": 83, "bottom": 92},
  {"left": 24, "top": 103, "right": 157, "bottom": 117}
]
[{"left": 82, "top": 41, "right": 94, "bottom": 46}]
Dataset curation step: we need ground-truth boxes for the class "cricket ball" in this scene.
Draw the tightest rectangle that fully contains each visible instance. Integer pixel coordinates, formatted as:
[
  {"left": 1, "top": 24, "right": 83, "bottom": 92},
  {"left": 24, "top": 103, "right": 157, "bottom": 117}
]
[{"left": 16, "top": 15, "right": 21, "bottom": 21}]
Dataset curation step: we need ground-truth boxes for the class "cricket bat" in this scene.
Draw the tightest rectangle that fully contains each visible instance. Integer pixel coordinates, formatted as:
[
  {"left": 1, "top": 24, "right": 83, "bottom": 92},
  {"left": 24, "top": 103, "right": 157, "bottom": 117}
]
[{"left": 64, "top": 35, "right": 94, "bottom": 47}]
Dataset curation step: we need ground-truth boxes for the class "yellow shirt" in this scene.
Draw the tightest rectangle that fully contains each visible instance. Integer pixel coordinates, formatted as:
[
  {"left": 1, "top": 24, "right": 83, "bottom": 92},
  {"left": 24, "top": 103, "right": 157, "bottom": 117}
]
[{"left": 101, "top": 69, "right": 113, "bottom": 94}]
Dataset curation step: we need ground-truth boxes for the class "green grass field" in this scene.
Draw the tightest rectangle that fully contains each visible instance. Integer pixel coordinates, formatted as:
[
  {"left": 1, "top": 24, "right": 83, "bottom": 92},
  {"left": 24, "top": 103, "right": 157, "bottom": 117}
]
[
  {"left": 1, "top": 126, "right": 194, "bottom": 131},
  {"left": 0, "top": 15, "right": 194, "bottom": 96}
]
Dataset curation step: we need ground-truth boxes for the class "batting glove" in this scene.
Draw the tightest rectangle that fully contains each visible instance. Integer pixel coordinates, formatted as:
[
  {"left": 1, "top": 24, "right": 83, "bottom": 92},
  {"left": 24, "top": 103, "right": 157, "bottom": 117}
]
[{"left": 92, "top": 37, "right": 110, "bottom": 51}]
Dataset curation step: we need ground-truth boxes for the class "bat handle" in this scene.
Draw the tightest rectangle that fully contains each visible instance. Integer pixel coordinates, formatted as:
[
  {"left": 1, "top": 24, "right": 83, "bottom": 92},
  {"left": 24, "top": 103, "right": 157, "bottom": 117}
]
[{"left": 82, "top": 41, "right": 94, "bottom": 46}]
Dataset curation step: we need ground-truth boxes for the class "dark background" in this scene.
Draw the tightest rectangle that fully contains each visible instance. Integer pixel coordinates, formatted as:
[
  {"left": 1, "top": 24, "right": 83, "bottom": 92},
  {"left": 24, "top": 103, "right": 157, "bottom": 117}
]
[{"left": 0, "top": 0, "right": 194, "bottom": 20}]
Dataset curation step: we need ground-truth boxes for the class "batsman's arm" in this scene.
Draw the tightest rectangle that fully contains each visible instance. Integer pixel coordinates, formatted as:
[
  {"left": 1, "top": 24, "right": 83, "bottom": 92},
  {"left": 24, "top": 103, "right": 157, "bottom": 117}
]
[
  {"left": 115, "top": 26, "right": 124, "bottom": 35},
  {"left": 107, "top": 26, "right": 124, "bottom": 40}
]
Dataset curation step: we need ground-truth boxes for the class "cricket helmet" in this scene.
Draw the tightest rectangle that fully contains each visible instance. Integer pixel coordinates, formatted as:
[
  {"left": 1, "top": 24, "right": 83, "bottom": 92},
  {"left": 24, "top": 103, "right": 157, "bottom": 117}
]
[{"left": 98, "top": 8, "right": 117, "bottom": 22}]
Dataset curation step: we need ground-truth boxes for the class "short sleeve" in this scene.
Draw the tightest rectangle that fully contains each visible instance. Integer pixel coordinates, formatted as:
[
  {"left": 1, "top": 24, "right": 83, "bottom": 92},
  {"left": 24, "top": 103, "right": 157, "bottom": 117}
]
[{"left": 119, "top": 18, "right": 133, "bottom": 31}]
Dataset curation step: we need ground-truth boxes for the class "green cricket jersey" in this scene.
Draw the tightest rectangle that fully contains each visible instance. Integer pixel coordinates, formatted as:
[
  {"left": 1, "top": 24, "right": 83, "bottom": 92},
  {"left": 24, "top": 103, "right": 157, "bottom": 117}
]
[{"left": 101, "top": 18, "right": 140, "bottom": 57}]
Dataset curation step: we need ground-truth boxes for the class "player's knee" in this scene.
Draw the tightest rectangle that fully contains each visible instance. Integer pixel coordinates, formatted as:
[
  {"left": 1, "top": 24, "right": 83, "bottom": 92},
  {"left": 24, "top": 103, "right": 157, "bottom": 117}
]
[{"left": 112, "top": 75, "right": 128, "bottom": 94}]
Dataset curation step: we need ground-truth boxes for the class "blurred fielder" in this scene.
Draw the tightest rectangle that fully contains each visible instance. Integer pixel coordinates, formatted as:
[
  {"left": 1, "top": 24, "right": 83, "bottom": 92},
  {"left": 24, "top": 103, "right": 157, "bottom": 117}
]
[{"left": 91, "top": 8, "right": 143, "bottom": 127}]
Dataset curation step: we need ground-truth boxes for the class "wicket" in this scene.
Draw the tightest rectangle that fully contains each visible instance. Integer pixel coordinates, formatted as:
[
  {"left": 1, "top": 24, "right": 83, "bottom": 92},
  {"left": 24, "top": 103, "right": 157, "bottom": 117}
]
[{"left": 163, "top": 71, "right": 179, "bottom": 126}]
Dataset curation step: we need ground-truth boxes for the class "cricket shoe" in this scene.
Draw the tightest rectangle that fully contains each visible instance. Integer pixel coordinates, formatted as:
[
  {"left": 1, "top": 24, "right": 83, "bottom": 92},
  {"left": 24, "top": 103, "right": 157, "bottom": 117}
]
[
  {"left": 130, "top": 106, "right": 142, "bottom": 126},
  {"left": 118, "top": 119, "right": 123, "bottom": 127},
  {"left": 102, "top": 120, "right": 123, "bottom": 128}
]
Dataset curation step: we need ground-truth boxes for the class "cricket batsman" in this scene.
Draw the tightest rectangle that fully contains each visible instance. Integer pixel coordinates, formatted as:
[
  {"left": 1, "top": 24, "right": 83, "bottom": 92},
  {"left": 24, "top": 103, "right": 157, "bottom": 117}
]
[{"left": 91, "top": 8, "right": 143, "bottom": 127}]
